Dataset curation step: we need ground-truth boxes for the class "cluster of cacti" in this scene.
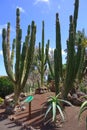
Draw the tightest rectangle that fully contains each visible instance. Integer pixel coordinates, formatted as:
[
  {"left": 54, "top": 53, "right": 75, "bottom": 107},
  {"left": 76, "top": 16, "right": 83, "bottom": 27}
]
[
  {"left": 2, "top": 0, "right": 86, "bottom": 101},
  {"left": 46, "top": 0, "right": 83, "bottom": 98},
  {"left": 2, "top": 8, "right": 36, "bottom": 104},
  {"left": 37, "top": 21, "right": 49, "bottom": 87}
]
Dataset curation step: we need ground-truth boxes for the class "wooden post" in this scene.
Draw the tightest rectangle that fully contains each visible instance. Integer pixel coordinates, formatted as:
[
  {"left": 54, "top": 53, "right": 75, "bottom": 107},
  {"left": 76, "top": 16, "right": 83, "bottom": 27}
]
[{"left": 29, "top": 102, "right": 31, "bottom": 118}]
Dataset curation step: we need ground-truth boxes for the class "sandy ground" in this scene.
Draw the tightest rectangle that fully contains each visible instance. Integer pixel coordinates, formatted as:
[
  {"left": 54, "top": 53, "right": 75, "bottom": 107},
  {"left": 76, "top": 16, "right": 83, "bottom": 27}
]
[{"left": 0, "top": 92, "right": 86, "bottom": 130}]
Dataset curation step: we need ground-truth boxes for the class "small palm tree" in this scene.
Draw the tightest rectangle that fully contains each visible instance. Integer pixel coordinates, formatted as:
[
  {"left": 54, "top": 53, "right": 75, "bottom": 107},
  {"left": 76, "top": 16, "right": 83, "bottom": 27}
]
[
  {"left": 44, "top": 93, "right": 72, "bottom": 122},
  {"left": 78, "top": 100, "right": 87, "bottom": 130}
]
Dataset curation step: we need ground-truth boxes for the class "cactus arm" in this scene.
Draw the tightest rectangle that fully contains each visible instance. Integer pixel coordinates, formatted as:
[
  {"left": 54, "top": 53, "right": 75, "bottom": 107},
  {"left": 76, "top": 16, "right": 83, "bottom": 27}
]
[
  {"left": 41, "top": 21, "right": 45, "bottom": 87},
  {"left": 11, "top": 39, "right": 16, "bottom": 70},
  {"left": 77, "top": 47, "right": 85, "bottom": 82},
  {"left": 38, "top": 42, "right": 41, "bottom": 60},
  {"left": 20, "top": 25, "right": 30, "bottom": 82},
  {"left": 7, "top": 22, "right": 11, "bottom": 63},
  {"left": 56, "top": 13, "right": 63, "bottom": 79},
  {"left": 2, "top": 29, "right": 15, "bottom": 82},
  {"left": 74, "top": 42, "right": 82, "bottom": 78},
  {"left": 15, "top": 8, "right": 21, "bottom": 82},
  {"left": 21, "top": 21, "right": 36, "bottom": 89},
  {"left": 20, "top": 26, "right": 30, "bottom": 84},
  {"left": 46, "top": 40, "right": 54, "bottom": 78},
  {"left": 73, "top": 0, "right": 79, "bottom": 34}
]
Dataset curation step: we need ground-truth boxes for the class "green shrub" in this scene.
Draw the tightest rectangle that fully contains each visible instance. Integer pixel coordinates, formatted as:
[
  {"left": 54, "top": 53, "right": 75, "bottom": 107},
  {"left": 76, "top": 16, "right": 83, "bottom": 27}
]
[
  {"left": 0, "top": 76, "right": 14, "bottom": 98},
  {"left": 0, "top": 97, "right": 4, "bottom": 104}
]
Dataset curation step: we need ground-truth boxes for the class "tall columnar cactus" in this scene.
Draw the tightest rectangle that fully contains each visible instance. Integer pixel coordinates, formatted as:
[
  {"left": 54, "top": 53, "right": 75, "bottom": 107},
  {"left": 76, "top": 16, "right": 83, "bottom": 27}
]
[
  {"left": 2, "top": 8, "right": 36, "bottom": 104},
  {"left": 63, "top": 0, "right": 79, "bottom": 99},
  {"left": 46, "top": 13, "right": 62, "bottom": 95},
  {"left": 56, "top": 13, "right": 62, "bottom": 80},
  {"left": 37, "top": 21, "right": 48, "bottom": 87},
  {"left": 46, "top": 40, "right": 54, "bottom": 78},
  {"left": 77, "top": 47, "right": 85, "bottom": 82}
]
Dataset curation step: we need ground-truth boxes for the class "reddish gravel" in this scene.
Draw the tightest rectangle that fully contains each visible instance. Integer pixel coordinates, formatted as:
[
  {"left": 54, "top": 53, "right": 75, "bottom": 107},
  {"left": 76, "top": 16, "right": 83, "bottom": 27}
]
[{"left": 0, "top": 92, "right": 86, "bottom": 130}]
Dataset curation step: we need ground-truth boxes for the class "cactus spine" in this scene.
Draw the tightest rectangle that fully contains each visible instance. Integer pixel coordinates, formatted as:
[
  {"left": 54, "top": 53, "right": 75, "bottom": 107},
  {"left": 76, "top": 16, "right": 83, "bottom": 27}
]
[{"left": 2, "top": 8, "right": 36, "bottom": 104}]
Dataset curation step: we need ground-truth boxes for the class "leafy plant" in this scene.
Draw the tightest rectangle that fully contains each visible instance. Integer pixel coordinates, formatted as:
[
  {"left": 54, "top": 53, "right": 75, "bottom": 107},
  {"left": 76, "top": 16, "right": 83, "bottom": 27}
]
[
  {"left": 44, "top": 93, "right": 72, "bottom": 122},
  {"left": 78, "top": 100, "right": 87, "bottom": 130},
  {"left": 0, "top": 97, "right": 4, "bottom": 105}
]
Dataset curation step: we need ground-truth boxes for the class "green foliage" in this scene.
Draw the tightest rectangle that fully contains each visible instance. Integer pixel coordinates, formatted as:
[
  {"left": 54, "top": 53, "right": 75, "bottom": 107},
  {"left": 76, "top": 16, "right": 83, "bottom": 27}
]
[
  {"left": 44, "top": 93, "right": 72, "bottom": 122},
  {"left": 0, "top": 76, "right": 14, "bottom": 98},
  {"left": 0, "top": 97, "right": 4, "bottom": 104}
]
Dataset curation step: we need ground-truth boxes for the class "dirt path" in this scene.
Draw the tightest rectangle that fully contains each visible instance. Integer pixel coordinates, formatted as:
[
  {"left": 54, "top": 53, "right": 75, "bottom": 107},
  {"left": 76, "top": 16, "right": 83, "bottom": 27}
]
[
  {"left": 0, "top": 92, "right": 86, "bottom": 130},
  {"left": 0, "top": 118, "right": 22, "bottom": 130},
  {"left": 60, "top": 106, "right": 86, "bottom": 130}
]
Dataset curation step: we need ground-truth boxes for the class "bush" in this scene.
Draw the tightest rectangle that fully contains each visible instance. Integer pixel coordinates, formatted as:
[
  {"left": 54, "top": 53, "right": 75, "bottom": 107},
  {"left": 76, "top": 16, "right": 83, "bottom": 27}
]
[
  {"left": 0, "top": 97, "right": 4, "bottom": 105},
  {"left": 0, "top": 76, "right": 14, "bottom": 98}
]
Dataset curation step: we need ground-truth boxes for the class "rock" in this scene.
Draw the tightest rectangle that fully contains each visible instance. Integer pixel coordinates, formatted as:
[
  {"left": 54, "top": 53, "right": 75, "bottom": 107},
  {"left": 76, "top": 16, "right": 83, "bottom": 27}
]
[
  {"left": 72, "top": 93, "right": 78, "bottom": 99},
  {"left": 67, "top": 93, "right": 72, "bottom": 101},
  {"left": 5, "top": 93, "right": 14, "bottom": 100},
  {"left": 35, "top": 87, "right": 48, "bottom": 94},
  {"left": 77, "top": 91, "right": 85, "bottom": 98},
  {"left": 20, "top": 92, "right": 26, "bottom": 98},
  {"left": 71, "top": 98, "right": 82, "bottom": 106},
  {"left": 20, "top": 105, "right": 26, "bottom": 111},
  {"left": 5, "top": 106, "right": 14, "bottom": 115}
]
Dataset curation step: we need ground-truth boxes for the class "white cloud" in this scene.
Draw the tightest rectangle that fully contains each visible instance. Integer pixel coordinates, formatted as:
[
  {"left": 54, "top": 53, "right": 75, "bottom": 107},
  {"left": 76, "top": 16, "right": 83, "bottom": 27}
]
[
  {"left": 34, "top": 0, "right": 49, "bottom": 5},
  {"left": 62, "top": 49, "right": 66, "bottom": 55},
  {"left": 16, "top": 6, "right": 25, "bottom": 13},
  {"left": 0, "top": 50, "right": 3, "bottom": 55}
]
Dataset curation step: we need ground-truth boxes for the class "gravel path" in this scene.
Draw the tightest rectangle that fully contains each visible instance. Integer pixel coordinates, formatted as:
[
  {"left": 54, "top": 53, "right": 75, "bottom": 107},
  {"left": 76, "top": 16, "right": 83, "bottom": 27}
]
[{"left": 0, "top": 118, "right": 23, "bottom": 130}]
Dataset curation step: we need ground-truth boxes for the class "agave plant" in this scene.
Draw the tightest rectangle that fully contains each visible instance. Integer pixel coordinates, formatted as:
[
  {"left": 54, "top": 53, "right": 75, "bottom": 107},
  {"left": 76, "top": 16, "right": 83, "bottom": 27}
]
[
  {"left": 78, "top": 100, "right": 87, "bottom": 130},
  {"left": 44, "top": 93, "right": 72, "bottom": 122}
]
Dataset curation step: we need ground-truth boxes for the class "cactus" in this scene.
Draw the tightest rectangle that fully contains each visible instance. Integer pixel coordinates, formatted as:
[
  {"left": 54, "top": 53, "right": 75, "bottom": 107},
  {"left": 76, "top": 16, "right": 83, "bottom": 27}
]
[
  {"left": 46, "top": 40, "right": 54, "bottom": 78},
  {"left": 77, "top": 47, "right": 85, "bottom": 82},
  {"left": 63, "top": 16, "right": 75, "bottom": 98},
  {"left": 63, "top": 0, "right": 79, "bottom": 99},
  {"left": 37, "top": 21, "right": 48, "bottom": 87},
  {"left": 46, "top": 13, "right": 62, "bottom": 95},
  {"left": 2, "top": 8, "right": 36, "bottom": 104},
  {"left": 56, "top": 13, "right": 63, "bottom": 80}
]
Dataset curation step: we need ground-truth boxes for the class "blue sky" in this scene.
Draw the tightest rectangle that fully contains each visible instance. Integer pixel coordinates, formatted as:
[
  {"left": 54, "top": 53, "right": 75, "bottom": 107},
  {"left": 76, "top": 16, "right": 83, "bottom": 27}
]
[{"left": 0, "top": 0, "right": 87, "bottom": 75}]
